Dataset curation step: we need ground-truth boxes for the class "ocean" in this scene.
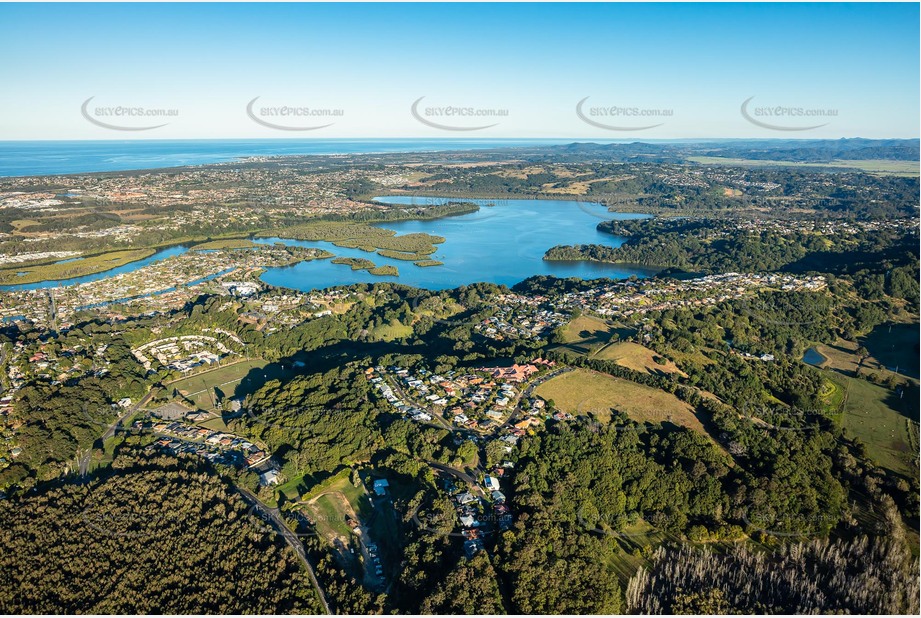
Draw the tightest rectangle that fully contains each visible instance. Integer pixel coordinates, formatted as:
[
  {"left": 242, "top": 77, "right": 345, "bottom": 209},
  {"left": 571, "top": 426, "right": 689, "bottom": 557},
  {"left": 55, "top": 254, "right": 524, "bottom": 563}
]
[{"left": 0, "top": 139, "right": 582, "bottom": 178}]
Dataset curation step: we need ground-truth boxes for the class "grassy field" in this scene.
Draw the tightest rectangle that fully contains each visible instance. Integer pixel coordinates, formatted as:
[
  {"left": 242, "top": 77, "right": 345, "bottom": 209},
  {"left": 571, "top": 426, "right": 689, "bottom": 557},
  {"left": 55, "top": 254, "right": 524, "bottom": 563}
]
[
  {"left": 811, "top": 340, "right": 912, "bottom": 387},
  {"left": 311, "top": 492, "right": 360, "bottom": 539},
  {"left": 370, "top": 319, "right": 413, "bottom": 341},
  {"left": 295, "top": 469, "right": 401, "bottom": 586},
  {"left": 604, "top": 523, "right": 680, "bottom": 586},
  {"left": 198, "top": 416, "right": 231, "bottom": 432},
  {"left": 563, "top": 315, "right": 611, "bottom": 342},
  {"left": 809, "top": 340, "right": 858, "bottom": 372},
  {"left": 300, "top": 469, "right": 366, "bottom": 505},
  {"left": 166, "top": 359, "right": 268, "bottom": 410},
  {"left": 0, "top": 248, "right": 155, "bottom": 284},
  {"left": 668, "top": 347, "right": 717, "bottom": 367},
  {"left": 535, "top": 368, "right": 706, "bottom": 434},
  {"left": 593, "top": 341, "right": 687, "bottom": 377},
  {"left": 861, "top": 322, "right": 920, "bottom": 379},
  {"left": 808, "top": 326, "right": 920, "bottom": 384},
  {"left": 832, "top": 372, "right": 919, "bottom": 476},
  {"left": 553, "top": 315, "right": 618, "bottom": 356},
  {"left": 300, "top": 469, "right": 372, "bottom": 548},
  {"left": 10, "top": 219, "right": 40, "bottom": 230},
  {"left": 687, "top": 156, "right": 920, "bottom": 177}
]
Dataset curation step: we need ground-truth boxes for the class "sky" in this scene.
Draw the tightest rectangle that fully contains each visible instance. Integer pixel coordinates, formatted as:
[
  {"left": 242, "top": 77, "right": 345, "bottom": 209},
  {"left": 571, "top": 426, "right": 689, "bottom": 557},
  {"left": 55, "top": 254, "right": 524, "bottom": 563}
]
[{"left": 0, "top": 2, "right": 918, "bottom": 140}]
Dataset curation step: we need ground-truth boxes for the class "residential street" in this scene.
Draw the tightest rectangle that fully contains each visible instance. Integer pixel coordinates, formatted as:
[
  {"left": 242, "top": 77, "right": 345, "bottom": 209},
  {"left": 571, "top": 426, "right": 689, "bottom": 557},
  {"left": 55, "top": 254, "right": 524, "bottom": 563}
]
[{"left": 78, "top": 390, "right": 155, "bottom": 476}]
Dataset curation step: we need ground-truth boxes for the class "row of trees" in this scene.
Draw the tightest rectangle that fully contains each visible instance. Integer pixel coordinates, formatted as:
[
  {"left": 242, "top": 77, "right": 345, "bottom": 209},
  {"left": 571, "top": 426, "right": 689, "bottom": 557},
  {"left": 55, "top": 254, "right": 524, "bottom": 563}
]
[{"left": 627, "top": 513, "right": 919, "bottom": 614}]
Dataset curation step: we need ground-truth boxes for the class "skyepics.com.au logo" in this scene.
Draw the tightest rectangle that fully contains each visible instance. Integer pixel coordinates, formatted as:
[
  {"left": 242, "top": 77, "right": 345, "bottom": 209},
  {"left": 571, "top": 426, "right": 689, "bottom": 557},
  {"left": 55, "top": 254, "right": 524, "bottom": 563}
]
[
  {"left": 247, "top": 503, "right": 320, "bottom": 539},
  {"left": 741, "top": 508, "right": 838, "bottom": 538},
  {"left": 410, "top": 97, "right": 508, "bottom": 131},
  {"left": 740, "top": 96, "right": 837, "bottom": 131},
  {"left": 410, "top": 503, "right": 508, "bottom": 539},
  {"left": 575, "top": 398, "right": 643, "bottom": 432},
  {"left": 738, "top": 400, "right": 828, "bottom": 434},
  {"left": 246, "top": 96, "right": 344, "bottom": 131},
  {"left": 573, "top": 195, "right": 641, "bottom": 221},
  {"left": 576, "top": 506, "right": 680, "bottom": 539},
  {"left": 576, "top": 96, "right": 672, "bottom": 131},
  {"left": 736, "top": 290, "right": 827, "bottom": 327},
  {"left": 411, "top": 506, "right": 469, "bottom": 538},
  {"left": 81, "top": 97, "right": 178, "bottom": 131}
]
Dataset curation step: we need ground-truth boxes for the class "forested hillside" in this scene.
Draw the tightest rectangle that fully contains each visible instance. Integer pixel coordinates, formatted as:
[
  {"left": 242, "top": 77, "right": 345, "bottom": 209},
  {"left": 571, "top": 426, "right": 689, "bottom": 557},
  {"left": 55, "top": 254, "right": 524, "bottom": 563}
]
[{"left": 0, "top": 448, "right": 322, "bottom": 614}]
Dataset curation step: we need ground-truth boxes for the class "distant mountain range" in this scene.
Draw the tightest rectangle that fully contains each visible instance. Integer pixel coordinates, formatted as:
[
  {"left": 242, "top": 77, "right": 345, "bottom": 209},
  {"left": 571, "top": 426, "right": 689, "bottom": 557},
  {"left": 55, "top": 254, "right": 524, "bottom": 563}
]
[{"left": 542, "top": 138, "right": 920, "bottom": 163}]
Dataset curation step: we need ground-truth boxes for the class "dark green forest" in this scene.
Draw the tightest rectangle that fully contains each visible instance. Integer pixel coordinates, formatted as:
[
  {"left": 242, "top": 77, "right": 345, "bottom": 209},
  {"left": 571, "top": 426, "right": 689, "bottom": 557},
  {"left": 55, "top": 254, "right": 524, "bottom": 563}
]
[{"left": 0, "top": 448, "right": 322, "bottom": 613}]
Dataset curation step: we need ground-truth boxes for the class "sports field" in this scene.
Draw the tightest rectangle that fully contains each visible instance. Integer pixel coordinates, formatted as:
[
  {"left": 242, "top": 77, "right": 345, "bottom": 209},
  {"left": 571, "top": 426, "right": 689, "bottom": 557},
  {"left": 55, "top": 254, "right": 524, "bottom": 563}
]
[{"left": 167, "top": 359, "right": 268, "bottom": 410}]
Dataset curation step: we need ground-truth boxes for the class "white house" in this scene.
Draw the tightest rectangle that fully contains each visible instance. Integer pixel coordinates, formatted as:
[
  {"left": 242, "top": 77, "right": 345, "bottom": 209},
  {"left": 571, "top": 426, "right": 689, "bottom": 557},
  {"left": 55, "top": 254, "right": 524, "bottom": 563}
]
[{"left": 259, "top": 469, "right": 279, "bottom": 486}]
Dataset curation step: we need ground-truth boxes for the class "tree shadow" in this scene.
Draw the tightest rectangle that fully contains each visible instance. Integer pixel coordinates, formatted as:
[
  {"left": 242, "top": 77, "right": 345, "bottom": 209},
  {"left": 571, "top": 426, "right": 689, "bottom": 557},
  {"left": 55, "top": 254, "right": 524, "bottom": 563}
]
[{"left": 883, "top": 386, "right": 920, "bottom": 423}]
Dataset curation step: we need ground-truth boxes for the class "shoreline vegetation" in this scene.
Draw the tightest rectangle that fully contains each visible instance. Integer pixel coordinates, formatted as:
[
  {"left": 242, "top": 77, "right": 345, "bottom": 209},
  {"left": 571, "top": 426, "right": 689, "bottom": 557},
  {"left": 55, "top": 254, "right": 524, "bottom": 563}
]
[
  {"left": 253, "top": 203, "right": 474, "bottom": 263},
  {"left": 190, "top": 239, "right": 260, "bottom": 251},
  {"left": 0, "top": 248, "right": 156, "bottom": 285},
  {"left": 0, "top": 202, "right": 474, "bottom": 286},
  {"left": 331, "top": 257, "right": 376, "bottom": 271},
  {"left": 543, "top": 217, "right": 920, "bottom": 277},
  {"left": 369, "top": 265, "right": 399, "bottom": 276},
  {"left": 258, "top": 223, "right": 445, "bottom": 260},
  {"left": 330, "top": 257, "right": 399, "bottom": 277}
]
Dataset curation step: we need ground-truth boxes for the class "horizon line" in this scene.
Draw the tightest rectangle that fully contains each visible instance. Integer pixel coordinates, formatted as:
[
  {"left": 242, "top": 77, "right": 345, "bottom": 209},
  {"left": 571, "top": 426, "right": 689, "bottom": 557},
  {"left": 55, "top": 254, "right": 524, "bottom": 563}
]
[{"left": 1, "top": 136, "right": 919, "bottom": 144}]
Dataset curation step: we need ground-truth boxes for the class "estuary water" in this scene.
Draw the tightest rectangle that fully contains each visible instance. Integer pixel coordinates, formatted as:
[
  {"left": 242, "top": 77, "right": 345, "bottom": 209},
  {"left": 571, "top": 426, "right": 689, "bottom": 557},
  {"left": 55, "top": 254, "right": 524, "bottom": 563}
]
[
  {"left": 0, "top": 245, "right": 190, "bottom": 292},
  {"left": 1, "top": 197, "right": 658, "bottom": 293},
  {"left": 257, "top": 197, "right": 657, "bottom": 291}
]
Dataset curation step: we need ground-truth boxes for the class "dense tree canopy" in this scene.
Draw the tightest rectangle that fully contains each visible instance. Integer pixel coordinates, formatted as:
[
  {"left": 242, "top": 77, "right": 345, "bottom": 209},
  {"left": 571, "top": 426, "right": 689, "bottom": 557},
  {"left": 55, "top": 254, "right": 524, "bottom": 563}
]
[{"left": 0, "top": 449, "right": 322, "bottom": 613}]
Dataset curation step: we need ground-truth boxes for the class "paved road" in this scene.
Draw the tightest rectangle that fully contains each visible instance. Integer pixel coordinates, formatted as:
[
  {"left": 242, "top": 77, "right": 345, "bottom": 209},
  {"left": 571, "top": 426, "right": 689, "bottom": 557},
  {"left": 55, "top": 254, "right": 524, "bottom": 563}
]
[
  {"left": 428, "top": 460, "right": 485, "bottom": 496},
  {"left": 382, "top": 374, "right": 453, "bottom": 431},
  {"left": 426, "top": 462, "right": 511, "bottom": 613},
  {"left": 0, "top": 345, "right": 7, "bottom": 393},
  {"left": 238, "top": 488, "right": 332, "bottom": 614},
  {"left": 501, "top": 366, "right": 573, "bottom": 429},
  {"left": 72, "top": 388, "right": 331, "bottom": 612},
  {"left": 78, "top": 390, "right": 155, "bottom": 476},
  {"left": 353, "top": 501, "right": 387, "bottom": 592}
]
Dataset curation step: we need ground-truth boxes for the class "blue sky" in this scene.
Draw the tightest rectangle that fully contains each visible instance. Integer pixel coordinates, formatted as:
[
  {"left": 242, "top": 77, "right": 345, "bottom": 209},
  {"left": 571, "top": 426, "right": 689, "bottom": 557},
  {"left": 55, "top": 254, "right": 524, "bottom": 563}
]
[{"left": 0, "top": 2, "right": 917, "bottom": 139}]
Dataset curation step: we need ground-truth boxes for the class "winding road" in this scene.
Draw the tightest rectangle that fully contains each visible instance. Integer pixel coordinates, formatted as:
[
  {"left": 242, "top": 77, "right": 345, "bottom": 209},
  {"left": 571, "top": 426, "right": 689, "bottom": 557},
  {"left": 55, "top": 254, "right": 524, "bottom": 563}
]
[
  {"left": 237, "top": 487, "right": 332, "bottom": 614},
  {"left": 78, "top": 390, "right": 155, "bottom": 476},
  {"left": 427, "top": 460, "right": 485, "bottom": 496}
]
